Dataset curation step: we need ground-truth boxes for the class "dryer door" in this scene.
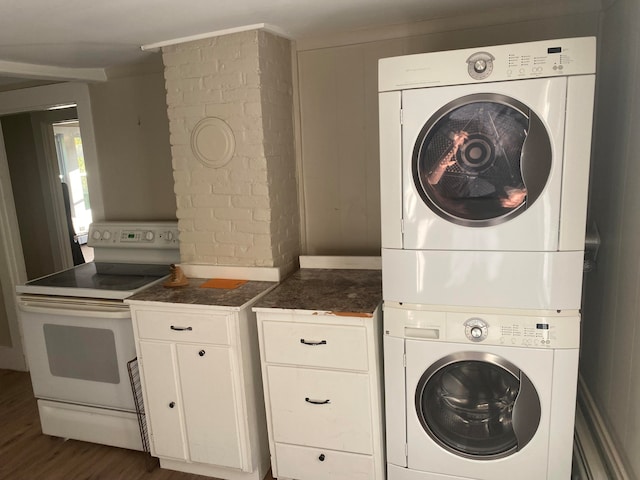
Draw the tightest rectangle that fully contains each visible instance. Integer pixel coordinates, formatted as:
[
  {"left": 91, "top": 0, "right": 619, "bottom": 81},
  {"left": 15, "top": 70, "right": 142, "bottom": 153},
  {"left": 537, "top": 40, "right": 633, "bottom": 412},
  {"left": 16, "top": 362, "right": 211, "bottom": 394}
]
[
  {"left": 414, "top": 351, "right": 541, "bottom": 459},
  {"left": 413, "top": 94, "right": 551, "bottom": 227},
  {"left": 401, "top": 77, "right": 567, "bottom": 252}
]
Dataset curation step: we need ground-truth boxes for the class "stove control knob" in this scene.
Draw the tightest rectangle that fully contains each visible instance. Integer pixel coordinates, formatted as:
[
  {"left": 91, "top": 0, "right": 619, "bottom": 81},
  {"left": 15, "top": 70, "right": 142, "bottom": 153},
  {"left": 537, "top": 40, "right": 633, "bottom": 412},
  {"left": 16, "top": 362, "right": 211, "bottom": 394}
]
[
  {"left": 145, "top": 231, "right": 155, "bottom": 241},
  {"left": 92, "top": 230, "right": 102, "bottom": 240},
  {"left": 464, "top": 318, "right": 489, "bottom": 342},
  {"left": 103, "top": 231, "right": 112, "bottom": 240}
]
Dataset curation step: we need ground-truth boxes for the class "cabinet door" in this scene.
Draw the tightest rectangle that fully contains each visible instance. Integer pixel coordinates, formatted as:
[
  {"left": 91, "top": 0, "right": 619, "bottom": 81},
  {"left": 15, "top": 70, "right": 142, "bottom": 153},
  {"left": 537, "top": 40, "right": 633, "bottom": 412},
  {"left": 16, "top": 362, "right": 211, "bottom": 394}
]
[
  {"left": 177, "top": 344, "right": 244, "bottom": 469},
  {"left": 139, "top": 341, "right": 187, "bottom": 460}
]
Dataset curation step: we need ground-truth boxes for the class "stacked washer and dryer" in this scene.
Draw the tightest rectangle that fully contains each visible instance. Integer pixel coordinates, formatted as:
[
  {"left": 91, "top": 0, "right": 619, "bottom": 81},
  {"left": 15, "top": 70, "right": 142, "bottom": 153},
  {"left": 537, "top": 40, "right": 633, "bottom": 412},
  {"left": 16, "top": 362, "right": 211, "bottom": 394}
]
[{"left": 378, "top": 37, "right": 596, "bottom": 480}]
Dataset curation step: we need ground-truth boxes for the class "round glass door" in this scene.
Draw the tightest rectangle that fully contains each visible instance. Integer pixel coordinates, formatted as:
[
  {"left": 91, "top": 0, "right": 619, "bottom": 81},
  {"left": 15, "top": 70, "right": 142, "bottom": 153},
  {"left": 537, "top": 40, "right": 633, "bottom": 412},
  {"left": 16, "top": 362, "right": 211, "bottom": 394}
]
[
  {"left": 412, "top": 93, "right": 552, "bottom": 227},
  {"left": 415, "top": 352, "right": 541, "bottom": 459}
]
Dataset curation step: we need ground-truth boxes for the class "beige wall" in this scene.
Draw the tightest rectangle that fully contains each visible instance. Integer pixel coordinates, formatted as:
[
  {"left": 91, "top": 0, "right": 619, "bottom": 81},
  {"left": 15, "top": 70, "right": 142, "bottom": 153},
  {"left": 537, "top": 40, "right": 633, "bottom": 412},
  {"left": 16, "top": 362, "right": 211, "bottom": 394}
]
[
  {"left": 581, "top": 0, "right": 640, "bottom": 475},
  {"left": 295, "top": 12, "right": 599, "bottom": 255},
  {"left": 89, "top": 58, "right": 177, "bottom": 221}
]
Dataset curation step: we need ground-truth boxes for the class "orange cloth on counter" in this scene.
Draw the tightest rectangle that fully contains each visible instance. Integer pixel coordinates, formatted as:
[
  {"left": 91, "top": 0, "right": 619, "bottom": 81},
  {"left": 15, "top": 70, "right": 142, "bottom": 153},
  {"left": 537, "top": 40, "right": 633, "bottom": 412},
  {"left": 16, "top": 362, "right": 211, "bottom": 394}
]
[{"left": 200, "top": 278, "right": 247, "bottom": 289}]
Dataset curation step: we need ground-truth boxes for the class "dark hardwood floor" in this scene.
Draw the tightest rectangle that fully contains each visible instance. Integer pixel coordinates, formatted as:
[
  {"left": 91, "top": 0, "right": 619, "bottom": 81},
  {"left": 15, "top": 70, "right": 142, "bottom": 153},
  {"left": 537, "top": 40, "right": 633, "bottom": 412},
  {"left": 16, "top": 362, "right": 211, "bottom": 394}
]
[{"left": 0, "top": 369, "right": 273, "bottom": 480}]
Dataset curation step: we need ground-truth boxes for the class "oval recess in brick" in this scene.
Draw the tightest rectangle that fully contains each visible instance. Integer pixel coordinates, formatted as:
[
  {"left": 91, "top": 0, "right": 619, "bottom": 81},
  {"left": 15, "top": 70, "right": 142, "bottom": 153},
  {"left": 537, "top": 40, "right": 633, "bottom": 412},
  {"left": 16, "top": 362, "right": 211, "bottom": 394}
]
[{"left": 191, "top": 117, "right": 236, "bottom": 168}]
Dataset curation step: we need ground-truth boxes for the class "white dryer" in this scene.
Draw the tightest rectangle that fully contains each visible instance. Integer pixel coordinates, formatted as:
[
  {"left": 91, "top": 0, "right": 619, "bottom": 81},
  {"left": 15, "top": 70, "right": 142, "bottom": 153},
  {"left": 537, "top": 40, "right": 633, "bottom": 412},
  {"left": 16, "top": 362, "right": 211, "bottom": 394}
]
[
  {"left": 383, "top": 303, "right": 580, "bottom": 480},
  {"left": 379, "top": 37, "right": 596, "bottom": 310}
]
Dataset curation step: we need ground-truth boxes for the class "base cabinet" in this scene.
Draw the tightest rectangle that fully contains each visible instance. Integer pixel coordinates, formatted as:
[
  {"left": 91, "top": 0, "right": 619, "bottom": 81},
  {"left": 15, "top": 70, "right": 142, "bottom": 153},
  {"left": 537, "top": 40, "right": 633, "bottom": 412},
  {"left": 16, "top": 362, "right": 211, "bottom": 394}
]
[
  {"left": 129, "top": 303, "right": 269, "bottom": 480},
  {"left": 255, "top": 309, "right": 385, "bottom": 480},
  {"left": 140, "top": 341, "right": 242, "bottom": 467}
]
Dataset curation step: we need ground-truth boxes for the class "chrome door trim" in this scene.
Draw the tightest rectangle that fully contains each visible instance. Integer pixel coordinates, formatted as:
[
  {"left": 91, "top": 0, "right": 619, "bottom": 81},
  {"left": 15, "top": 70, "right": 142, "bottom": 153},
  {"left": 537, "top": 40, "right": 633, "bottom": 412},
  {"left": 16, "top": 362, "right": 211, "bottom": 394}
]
[
  {"left": 414, "top": 350, "right": 541, "bottom": 460},
  {"left": 411, "top": 92, "right": 552, "bottom": 227}
]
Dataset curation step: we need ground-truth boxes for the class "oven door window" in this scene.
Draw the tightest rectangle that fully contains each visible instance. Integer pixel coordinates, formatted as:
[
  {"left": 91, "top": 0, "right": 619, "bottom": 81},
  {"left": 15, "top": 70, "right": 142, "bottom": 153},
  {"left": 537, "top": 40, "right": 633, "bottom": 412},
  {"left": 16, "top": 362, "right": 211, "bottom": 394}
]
[
  {"left": 44, "top": 324, "right": 120, "bottom": 384},
  {"left": 415, "top": 352, "right": 541, "bottom": 459},
  {"left": 412, "top": 93, "right": 552, "bottom": 227}
]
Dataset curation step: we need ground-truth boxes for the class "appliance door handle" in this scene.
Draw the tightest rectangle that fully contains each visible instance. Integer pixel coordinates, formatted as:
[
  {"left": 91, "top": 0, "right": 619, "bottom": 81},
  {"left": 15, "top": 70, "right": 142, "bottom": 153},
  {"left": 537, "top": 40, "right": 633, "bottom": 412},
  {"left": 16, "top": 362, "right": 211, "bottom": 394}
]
[
  {"left": 19, "top": 303, "right": 131, "bottom": 319},
  {"left": 520, "top": 110, "right": 552, "bottom": 206},
  {"left": 300, "top": 339, "right": 327, "bottom": 346},
  {"left": 305, "top": 397, "right": 331, "bottom": 405},
  {"left": 512, "top": 371, "right": 542, "bottom": 450}
]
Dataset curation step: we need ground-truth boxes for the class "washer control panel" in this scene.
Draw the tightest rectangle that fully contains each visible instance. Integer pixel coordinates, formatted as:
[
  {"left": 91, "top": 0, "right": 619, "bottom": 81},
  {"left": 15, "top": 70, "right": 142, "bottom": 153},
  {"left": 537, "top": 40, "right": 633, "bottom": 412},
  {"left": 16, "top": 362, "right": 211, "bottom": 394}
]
[{"left": 382, "top": 304, "right": 580, "bottom": 349}]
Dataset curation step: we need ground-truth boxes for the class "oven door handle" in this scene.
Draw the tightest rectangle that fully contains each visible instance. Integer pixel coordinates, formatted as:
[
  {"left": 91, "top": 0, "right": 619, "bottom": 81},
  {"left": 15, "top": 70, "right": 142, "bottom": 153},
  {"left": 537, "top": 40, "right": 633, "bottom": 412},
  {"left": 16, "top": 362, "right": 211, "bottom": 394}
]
[{"left": 19, "top": 303, "right": 132, "bottom": 319}]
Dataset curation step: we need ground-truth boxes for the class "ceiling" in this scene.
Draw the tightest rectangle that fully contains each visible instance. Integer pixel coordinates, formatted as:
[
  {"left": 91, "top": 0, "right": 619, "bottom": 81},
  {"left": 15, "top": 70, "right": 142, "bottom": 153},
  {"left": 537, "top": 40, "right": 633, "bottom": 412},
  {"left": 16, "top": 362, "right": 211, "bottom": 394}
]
[{"left": 0, "top": 0, "right": 602, "bottom": 85}]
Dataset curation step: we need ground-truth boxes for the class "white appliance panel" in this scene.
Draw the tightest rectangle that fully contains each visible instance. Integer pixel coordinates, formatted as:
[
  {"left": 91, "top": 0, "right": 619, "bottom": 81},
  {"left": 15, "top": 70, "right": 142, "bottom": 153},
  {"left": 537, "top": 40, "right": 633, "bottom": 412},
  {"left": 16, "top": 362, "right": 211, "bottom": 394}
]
[
  {"left": 401, "top": 77, "right": 566, "bottom": 252},
  {"left": 382, "top": 249, "right": 584, "bottom": 310}
]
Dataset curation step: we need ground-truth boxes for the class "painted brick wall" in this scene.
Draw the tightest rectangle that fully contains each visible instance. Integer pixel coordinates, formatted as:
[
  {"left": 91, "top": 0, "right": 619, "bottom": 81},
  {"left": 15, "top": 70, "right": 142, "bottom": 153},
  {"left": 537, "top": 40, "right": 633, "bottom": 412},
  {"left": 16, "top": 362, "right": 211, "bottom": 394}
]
[{"left": 162, "top": 30, "right": 299, "bottom": 269}]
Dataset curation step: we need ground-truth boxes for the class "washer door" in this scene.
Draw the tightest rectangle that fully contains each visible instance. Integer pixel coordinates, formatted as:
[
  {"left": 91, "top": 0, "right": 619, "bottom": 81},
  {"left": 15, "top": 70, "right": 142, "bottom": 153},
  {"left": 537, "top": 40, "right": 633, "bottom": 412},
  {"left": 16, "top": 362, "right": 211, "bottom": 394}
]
[
  {"left": 412, "top": 93, "right": 552, "bottom": 227},
  {"left": 414, "top": 351, "right": 541, "bottom": 459}
]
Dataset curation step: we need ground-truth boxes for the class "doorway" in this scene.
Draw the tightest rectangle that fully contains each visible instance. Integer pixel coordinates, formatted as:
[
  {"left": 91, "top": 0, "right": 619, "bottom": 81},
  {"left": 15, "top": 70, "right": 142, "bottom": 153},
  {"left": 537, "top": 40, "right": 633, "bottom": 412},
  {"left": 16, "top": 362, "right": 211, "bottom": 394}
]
[
  {"left": 2, "top": 107, "right": 91, "bottom": 279},
  {"left": 52, "top": 120, "right": 94, "bottom": 263},
  {"left": 0, "top": 82, "right": 103, "bottom": 371}
]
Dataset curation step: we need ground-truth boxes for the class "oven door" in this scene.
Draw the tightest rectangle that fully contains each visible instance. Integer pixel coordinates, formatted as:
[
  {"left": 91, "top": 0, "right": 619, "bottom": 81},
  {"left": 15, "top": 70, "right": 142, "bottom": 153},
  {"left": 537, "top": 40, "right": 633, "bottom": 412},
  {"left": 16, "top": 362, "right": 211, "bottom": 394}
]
[{"left": 19, "top": 298, "right": 136, "bottom": 412}]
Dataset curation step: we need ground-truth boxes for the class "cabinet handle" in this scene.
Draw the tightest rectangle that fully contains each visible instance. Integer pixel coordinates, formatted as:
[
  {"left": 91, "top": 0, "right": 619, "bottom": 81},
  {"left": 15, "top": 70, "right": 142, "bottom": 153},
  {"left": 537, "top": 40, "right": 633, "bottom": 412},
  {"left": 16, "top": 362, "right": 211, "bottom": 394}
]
[
  {"left": 199, "top": 350, "right": 206, "bottom": 357},
  {"left": 300, "top": 338, "right": 327, "bottom": 346},
  {"left": 318, "top": 454, "right": 326, "bottom": 462},
  {"left": 170, "top": 325, "right": 193, "bottom": 331},
  {"left": 305, "top": 397, "right": 330, "bottom": 405},
  {"left": 169, "top": 401, "right": 175, "bottom": 408}
]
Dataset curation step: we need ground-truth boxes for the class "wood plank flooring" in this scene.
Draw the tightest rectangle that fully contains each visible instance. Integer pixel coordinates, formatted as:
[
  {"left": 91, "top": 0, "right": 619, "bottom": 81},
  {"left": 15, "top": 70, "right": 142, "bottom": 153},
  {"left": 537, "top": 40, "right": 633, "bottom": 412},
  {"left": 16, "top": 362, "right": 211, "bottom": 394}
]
[{"left": 0, "top": 369, "right": 274, "bottom": 480}]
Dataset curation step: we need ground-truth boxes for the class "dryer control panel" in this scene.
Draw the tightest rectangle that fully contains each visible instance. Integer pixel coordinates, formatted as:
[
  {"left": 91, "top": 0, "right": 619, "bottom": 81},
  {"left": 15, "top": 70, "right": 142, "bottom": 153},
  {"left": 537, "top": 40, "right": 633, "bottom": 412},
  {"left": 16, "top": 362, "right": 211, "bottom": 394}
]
[
  {"left": 379, "top": 36, "right": 596, "bottom": 91},
  {"left": 384, "top": 303, "right": 580, "bottom": 349}
]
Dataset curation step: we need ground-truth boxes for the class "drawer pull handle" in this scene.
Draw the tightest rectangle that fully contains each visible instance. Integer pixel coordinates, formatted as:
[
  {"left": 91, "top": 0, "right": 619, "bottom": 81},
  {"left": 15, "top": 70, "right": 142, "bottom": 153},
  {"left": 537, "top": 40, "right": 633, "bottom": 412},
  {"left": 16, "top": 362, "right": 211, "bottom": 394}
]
[
  {"left": 199, "top": 350, "right": 206, "bottom": 357},
  {"left": 305, "top": 397, "right": 330, "bottom": 405},
  {"left": 300, "top": 339, "right": 327, "bottom": 346},
  {"left": 169, "top": 401, "right": 175, "bottom": 408},
  {"left": 170, "top": 325, "right": 193, "bottom": 331},
  {"left": 318, "top": 454, "right": 326, "bottom": 462}
]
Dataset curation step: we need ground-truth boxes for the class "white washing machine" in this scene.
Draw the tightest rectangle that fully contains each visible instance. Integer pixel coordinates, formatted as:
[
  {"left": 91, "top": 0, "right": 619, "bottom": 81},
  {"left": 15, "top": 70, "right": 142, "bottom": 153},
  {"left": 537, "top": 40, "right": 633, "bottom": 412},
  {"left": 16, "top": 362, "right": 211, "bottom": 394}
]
[
  {"left": 378, "top": 37, "right": 596, "bottom": 310},
  {"left": 383, "top": 302, "right": 580, "bottom": 480}
]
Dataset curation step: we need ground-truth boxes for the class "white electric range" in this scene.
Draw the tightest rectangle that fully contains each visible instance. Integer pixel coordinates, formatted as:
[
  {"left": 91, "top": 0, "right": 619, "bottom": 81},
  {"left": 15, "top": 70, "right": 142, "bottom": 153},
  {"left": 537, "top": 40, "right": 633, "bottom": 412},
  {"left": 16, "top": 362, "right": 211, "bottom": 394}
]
[{"left": 16, "top": 221, "right": 180, "bottom": 450}]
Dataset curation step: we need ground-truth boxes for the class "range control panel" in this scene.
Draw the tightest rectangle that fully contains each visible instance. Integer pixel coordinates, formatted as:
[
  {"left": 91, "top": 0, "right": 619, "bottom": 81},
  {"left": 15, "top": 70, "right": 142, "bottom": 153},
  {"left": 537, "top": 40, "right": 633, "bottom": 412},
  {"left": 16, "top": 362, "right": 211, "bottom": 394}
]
[{"left": 88, "top": 222, "right": 179, "bottom": 249}]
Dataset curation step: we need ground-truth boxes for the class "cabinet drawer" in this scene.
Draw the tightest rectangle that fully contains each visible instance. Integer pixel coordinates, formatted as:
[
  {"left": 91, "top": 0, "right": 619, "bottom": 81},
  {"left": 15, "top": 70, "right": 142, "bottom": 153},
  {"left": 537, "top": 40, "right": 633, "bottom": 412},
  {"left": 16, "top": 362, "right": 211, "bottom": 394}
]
[
  {"left": 267, "top": 366, "right": 373, "bottom": 454},
  {"left": 135, "top": 310, "right": 231, "bottom": 344},
  {"left": 275, "top": 443, "right": 374, "bottom": 480},
  {"left": 261, "top": 321, "right": 368, "bottom": 371}
]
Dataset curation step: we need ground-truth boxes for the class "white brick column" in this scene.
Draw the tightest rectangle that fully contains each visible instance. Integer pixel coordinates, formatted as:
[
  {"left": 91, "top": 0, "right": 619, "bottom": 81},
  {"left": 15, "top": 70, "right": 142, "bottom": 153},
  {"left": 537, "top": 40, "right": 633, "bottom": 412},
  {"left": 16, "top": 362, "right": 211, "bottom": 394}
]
[{"left": 162, "top": 29, "right": 300, "bottom": 269}]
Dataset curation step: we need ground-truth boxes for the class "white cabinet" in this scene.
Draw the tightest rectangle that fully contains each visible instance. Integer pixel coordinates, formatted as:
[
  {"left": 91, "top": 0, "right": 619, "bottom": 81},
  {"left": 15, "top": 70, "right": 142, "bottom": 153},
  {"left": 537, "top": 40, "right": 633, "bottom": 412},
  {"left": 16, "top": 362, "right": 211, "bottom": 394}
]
[
  {"left": 129, "top": 302, "right": 270, "bottom": 480},
  {"left": 255, "top": 309, "right": 385, "bottom": 480}
]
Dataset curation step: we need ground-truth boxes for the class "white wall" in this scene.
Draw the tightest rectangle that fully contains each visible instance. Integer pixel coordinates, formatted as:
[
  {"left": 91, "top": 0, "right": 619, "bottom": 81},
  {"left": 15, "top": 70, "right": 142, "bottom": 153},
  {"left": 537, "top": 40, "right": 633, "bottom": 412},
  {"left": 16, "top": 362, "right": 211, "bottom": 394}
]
[
  {"left": 295, "top": 11, "right": 599, "bottom": 255},
  {"left": 581, "top": 0, "right": 640, "bottom": 476}
]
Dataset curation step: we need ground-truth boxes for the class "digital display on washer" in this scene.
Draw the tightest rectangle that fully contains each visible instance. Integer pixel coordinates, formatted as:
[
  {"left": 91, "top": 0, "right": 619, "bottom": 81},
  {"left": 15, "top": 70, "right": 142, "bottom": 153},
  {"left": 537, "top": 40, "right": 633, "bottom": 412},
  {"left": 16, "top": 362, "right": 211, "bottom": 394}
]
[
  {"left": 547, "top": 47, "right": 562, "bottom": 54},
  {"left": 536, "top": 323, "right": 550, "bottom": 329}
]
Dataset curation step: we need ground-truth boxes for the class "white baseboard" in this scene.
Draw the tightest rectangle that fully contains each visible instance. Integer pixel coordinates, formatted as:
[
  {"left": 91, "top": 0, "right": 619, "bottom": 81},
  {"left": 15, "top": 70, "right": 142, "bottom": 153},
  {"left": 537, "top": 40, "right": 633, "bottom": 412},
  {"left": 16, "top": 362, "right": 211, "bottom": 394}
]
[{"left": 575, "top": 375, "right": 632, "bottom": 479}]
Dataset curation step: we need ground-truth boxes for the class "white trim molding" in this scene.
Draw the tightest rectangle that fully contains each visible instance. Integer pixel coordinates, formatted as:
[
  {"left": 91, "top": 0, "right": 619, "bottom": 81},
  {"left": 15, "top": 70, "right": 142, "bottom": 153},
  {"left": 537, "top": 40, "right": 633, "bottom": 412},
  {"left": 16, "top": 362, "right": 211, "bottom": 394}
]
[{"left": 141, "top": 23, "right": 291, "bottom": 51}]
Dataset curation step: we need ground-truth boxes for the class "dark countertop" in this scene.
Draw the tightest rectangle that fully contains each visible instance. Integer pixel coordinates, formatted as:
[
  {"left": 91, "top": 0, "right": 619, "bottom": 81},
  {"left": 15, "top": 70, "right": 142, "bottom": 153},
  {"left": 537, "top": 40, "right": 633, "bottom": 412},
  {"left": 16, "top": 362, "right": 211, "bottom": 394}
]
[
  {"left": 126, "top": 278, "right": 277, "bottom": 308},
  {"left": 253, "top": 268, "right": 382, "bottom": 316}
]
